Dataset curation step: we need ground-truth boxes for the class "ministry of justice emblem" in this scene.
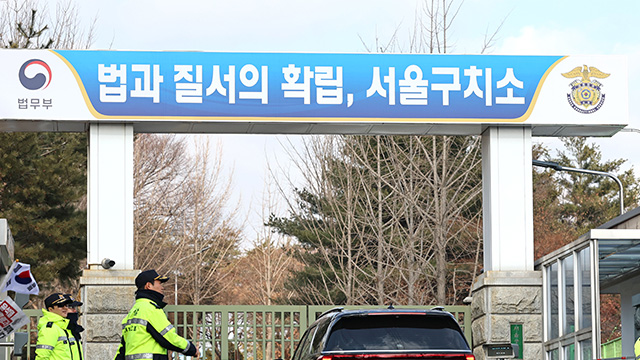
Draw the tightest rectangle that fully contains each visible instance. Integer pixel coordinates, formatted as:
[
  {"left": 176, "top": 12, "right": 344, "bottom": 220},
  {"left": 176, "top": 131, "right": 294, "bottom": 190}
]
[{"left": 561, "top": 65, "right": 610, "bottom": 114}]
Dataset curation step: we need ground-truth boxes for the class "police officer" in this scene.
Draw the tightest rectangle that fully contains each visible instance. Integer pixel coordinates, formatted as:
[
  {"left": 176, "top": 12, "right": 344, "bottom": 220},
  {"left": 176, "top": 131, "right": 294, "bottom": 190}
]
[
  {"left": 114, "top": 269, "right": 199, "bottom": 360},
  {"left": 63, "top": 294, "right": 84, "bottom": 360},
  {"left": 36, "top": 293, "right": 81, "bottom": 360}
]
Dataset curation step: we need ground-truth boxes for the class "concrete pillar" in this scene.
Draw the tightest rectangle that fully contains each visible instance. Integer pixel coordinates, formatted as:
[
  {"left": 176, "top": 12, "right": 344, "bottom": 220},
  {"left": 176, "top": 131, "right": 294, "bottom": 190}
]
[
  {"left": 481, "top": 126, "right": 534, "bottom": 271},
  {"left": 82, "top": 124, "right": 137, "bottom": 357},
  {"left": 472, "top": 127, "right": 541, "bottom": 359},
  {"left": 621, "top": 293, "right": 634, "bottom": 357},
  {"left": 80, "top": 269, "right": 139, "bottom": 358},
  {"left": 87, "top": 123, "right": 134, "bottom": 269},
  {"left": 471, "top": 271, "right": 543, "bottom": 360},
  {"left": 604, "top": 279, "right": 640, "bottom": 357}
]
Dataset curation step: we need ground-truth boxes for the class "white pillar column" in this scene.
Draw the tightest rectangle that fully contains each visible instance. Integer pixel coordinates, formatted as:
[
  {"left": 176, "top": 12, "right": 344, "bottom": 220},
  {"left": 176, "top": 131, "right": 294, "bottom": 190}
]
[
  {"left": 482, "top": 126, "right": 534, "bottom": 271},
  {"left": 88, "top": 123, "right": 134, "bottom": 270},
  {"left": 620, "top": 288, "right": 640, "bottom": 356},
  {"left": 621, "top": 293, "right": 634, "bottom": 357}
]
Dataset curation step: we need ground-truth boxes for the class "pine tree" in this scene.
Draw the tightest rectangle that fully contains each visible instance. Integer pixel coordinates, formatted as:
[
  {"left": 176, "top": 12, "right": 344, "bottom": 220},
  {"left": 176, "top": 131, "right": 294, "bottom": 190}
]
[
  {"left": 0, "top": 133, "right": 86, "bottom": 284},
  {"left": 533, "top": 137, "right": 640, "bottom": 256},
  {"left": 0, "top": 2, "right": 90, "bottom": 285}
]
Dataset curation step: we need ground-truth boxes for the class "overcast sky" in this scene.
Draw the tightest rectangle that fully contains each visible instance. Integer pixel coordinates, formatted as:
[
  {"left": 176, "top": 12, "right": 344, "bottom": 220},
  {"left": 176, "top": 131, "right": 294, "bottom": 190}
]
[{"left": 38, "top": 0, "right": 640, "bottom": 243}]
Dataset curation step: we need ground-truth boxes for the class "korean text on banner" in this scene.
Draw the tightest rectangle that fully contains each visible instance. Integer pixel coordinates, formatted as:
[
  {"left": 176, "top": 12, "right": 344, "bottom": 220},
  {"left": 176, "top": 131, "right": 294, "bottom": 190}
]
[{"left": 0, "top": 297, "right": 29, "bottom": 338}]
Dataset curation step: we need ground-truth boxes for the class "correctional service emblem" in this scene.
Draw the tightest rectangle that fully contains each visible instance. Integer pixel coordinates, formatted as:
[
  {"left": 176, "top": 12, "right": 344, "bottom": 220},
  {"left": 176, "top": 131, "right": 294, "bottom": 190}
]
[{"left": 561, "top": 65, "right": 610, "bottom": 114}]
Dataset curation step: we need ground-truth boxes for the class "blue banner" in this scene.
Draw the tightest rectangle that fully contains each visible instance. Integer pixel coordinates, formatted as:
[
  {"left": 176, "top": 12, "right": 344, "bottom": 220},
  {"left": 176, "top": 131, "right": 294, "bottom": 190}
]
[{"left": 55, "top": 51, "right": 563, "bottom": 121}]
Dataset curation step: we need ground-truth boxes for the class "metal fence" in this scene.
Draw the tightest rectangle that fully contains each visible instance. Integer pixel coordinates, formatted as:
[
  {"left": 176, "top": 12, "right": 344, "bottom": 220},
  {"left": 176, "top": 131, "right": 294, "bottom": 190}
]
[
  {"left": 163, "top": 305, "right": 471, "bottom": 360},
  {"left": 600, "top": 337, "right": 622, "bottom": 359},
  {"left": 18, "top": 305, "right": 470, "bottom": 360},
  {"left": 17, "top": 309, "right": 41, "bottom": 359}
]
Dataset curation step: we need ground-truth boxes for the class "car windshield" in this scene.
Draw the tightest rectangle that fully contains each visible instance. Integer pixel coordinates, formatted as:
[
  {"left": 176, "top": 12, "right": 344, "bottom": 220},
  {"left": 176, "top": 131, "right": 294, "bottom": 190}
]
[{"left": 325, "top": 314, "right": 469, "bottom": 352}]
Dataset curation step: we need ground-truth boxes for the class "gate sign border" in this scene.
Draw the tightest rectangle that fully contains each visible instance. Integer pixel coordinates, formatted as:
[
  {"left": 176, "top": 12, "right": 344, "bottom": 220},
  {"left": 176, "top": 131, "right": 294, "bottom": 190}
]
[{"left": 0, "top": 50, "right": 628, "bottom": 136}]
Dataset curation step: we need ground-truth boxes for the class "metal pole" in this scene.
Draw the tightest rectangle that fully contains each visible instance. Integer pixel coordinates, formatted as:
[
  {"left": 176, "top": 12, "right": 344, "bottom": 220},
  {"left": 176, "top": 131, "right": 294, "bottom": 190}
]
[
  {"left": 591, "top": 240, "right": 601, "bottom": 360},
  {"left": 533, "top": 160, "right": 624, "bottom": 215},
  {"left": 620, "top": 128, "right": 640, "bottom": 134},
  {"left": 175, "top": 273, "right": 178, "bottom": 305}
]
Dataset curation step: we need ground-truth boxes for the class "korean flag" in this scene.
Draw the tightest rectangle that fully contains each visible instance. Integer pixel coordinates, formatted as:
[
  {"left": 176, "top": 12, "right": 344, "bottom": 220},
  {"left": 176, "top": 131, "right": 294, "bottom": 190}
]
[{"left": 0, "top": 261, "right": 39, "bottom": 295}]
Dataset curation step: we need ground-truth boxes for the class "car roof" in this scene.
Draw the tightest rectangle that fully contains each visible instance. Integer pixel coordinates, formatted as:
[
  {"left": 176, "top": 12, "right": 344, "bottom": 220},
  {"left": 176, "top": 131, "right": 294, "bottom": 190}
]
[
  {"left": 307, "top": 307, "right": 471, "bottom": 354},
  {"left": 315, "top": 306, "right": 458, "bottom": 324}
]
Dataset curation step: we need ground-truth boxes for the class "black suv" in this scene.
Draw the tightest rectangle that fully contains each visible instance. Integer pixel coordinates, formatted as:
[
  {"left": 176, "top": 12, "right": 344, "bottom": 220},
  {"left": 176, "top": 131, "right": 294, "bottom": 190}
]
[{"left": 292, "top": 307, "right": 474, "bottom": 360}]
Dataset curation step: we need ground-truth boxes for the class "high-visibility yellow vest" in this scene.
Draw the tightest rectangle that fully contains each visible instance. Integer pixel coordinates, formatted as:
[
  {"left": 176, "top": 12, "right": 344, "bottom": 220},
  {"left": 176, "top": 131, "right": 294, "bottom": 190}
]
[
  {"left": 35, "top": 309, "right": 81, "bottom": 360},
  {"left": 114, "top": 297, "right": 196, "bottom": 360},
  {"left": 635, "top": 337, "right": 640, "bottom": 360}
]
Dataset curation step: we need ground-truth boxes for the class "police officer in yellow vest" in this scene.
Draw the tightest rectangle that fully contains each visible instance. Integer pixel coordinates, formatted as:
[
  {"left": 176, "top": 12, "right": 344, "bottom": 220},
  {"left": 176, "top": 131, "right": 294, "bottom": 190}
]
[
  {"left": 36, "top": 293, "right": 82, "bottom": 360},
  {"left": 63, "top": 294, "right": 84, "bottom": 360},
  {"left": 635, "top": 336, "right": 640, "bottom": 360},
  {"left": 114, "top": 270, "right": 199, "bottom": 360}
]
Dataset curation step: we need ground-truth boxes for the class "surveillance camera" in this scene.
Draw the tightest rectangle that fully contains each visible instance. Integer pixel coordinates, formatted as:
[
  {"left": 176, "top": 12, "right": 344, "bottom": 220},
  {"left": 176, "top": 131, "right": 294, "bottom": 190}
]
[{"left": 101, "top": 258, "right": 116, "bottom": 269}]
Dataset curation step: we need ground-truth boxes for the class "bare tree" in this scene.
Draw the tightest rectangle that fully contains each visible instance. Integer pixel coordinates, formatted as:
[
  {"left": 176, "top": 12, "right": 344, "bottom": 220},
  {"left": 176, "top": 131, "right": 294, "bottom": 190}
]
[
  {"left": 414, "top": 136, "right": 482, "bottom": 303},
  {"left": 175, "top": 137, "right": 241, "bottom": 305},
  {"left": 262, "top": 0, "right": 502, "bottom": 306},
  {"left": 361, "top": 0, "right": 505, "bottom": 55},
  {"left": 277, "top": 136, "right": 367, "bottom": 305},
  {"left": 344, "top": 135, "right": 483, "bottom": 304},
  {"left": 133, "top": 134, "right": 242, "bottom": 305},
  {"left": 247, "top": 176, "right": 300, "bottom": 305},
  {"left": 133, "top": 134, "right": 192, "bottom": 271},
  {"left": 271, "top": 129, "right": 483, "bottom": 306},
  {"left": 49, "top": 0, "right": 96, "bottom": 49},
  {"left": 0, "top": 0, "right": 95, "bottom": 49}
]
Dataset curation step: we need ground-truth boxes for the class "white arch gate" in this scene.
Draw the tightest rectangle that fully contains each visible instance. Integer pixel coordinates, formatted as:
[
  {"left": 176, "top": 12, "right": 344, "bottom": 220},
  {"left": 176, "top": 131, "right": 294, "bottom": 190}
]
[{"left": 0, "top": 50, "right": 628, "bottom": 359}]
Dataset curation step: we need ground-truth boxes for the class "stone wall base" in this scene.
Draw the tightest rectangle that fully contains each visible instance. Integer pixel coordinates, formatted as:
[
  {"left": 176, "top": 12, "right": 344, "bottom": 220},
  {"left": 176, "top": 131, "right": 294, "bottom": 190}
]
[
  {"left": 471, "top": 271, "right": 543, "bottom": 360},
  {"left": 80, "top": 269, "right": 140, "bottom": 358}
]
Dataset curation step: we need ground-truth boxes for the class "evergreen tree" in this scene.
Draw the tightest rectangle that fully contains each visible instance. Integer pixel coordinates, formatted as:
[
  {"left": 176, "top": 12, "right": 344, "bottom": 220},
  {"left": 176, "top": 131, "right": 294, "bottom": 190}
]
[
  {"left": 533, "top": 137, "right": 640, "bottom": 256},
  {"left": 0, "top": 133, "right": 86, "bottom": 284},
  {"left": 532, "top": 144, "right": 573, "bottom": 259},
  {"left": 531, "top": 138, "right": 635, "bottom": 345},
  {"left": 0, "top": 3, "right": 90, "bottom": 285},
  {"left": 554, "top": 138, "right": 639, "bottom": 233}
]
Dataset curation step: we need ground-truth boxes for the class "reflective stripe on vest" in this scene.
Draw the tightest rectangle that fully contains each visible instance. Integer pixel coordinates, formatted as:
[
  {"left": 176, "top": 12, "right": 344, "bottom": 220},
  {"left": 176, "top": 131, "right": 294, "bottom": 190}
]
[
  {"left": 180, "top": 340, "right": 190, "bottom": 353},
  {"left": 160, "top": 324, "right": 174, "bottom": 336},
  {"left": 125, "top": 353, "right": 154, "bottom": 360},
  {"left": 36, "top": 344, "right": 55, "bottom": 350},
  {"left": 122, "top": 318, "right": 149, "bottom": 329}
]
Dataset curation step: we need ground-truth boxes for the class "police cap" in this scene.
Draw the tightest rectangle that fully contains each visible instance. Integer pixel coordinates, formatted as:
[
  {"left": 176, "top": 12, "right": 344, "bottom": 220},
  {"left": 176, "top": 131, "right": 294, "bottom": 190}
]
[{"left": 135, "top": 269, "right": 169, "bottom": 289}]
